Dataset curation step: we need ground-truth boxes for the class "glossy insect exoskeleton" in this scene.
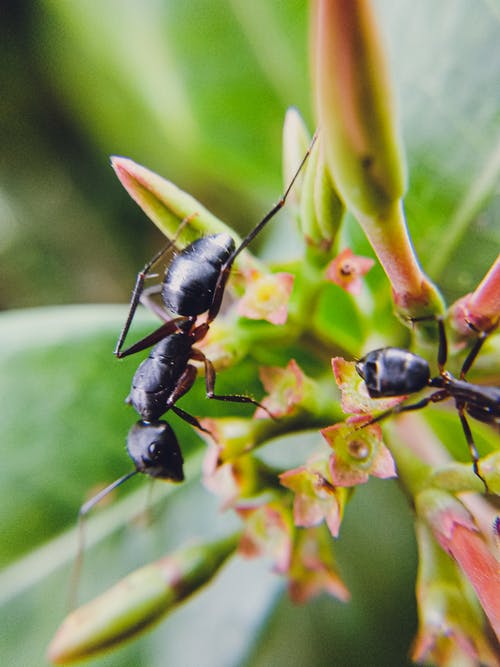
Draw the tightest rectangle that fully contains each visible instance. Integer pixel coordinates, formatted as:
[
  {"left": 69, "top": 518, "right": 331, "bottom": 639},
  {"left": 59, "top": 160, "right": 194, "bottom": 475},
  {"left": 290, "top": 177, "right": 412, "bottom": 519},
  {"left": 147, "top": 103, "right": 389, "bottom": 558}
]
[
  {"left": 356, "top": 348, "right": 430, "bottom": 398},
  {"left": 356, "top": 317, "right": 500, "bottom": 490},
  {"left": 127, "top": 420, "right": 184, "bottom": 482},
  {"left": 162, "top": 233, "right": 235, "bottom": 316},
  {"left": 126, "top": 321, "right": 197, "bottom": 423}
]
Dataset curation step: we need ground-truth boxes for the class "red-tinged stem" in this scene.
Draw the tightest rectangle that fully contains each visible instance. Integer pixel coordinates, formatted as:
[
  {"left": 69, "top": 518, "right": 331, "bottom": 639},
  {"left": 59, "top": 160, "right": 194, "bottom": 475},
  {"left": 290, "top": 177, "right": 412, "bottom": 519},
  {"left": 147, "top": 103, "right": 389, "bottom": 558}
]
[{"left": 357, "top": 202, "right": 441, "bottom": 315}]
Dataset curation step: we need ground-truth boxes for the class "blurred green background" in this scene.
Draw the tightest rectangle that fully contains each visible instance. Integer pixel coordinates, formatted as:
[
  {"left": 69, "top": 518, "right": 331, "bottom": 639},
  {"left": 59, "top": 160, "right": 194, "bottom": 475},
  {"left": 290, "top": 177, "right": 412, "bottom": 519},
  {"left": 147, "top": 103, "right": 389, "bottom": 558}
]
[
  {"left": 1, "top": 1, "right": 499, "bottom": 666},
  {"left": 1, "top": 0, "right": 311, "bottom": 310}
]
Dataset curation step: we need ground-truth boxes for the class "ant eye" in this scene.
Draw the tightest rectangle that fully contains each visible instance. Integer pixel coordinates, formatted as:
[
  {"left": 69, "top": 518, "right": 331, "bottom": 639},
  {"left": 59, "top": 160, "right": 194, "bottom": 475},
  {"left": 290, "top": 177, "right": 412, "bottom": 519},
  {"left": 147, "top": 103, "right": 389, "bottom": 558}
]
[{"left": 148, "top": 441, "right": 161, "bottom": 460}]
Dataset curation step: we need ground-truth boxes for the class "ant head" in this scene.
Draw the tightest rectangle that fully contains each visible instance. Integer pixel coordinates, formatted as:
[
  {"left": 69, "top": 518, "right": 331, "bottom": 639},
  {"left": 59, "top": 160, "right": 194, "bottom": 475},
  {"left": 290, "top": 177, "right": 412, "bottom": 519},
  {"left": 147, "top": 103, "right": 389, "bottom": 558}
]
[{"left": 127, "top": 420, "right": 184, "bottom": 482}]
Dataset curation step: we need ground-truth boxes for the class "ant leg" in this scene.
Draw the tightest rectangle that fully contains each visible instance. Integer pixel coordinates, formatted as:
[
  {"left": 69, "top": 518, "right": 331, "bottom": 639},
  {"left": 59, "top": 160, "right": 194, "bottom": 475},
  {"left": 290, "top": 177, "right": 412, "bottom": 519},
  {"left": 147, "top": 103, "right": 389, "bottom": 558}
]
[
  {"left": 114, "top": 216, "right": 194, "bottom": 356},
  {"left": 192, "top": 348, "right": 276, "bottom": 419},
  {"left": 171, "top": 406, "right": 213, "bottom": 435},
  {"left": 418, "top": 315, "right": 489, "bottom": 380},
  {"left": 207, "top": 132, "right": 318, "bottom": 323},
  {"left": 410, "top": 315, "right": 448, "bottom": 373},
  {"left": 164, "top": 364, "right": 198, "bottom": 406},
  {"left": 114, "top": 241, "right": 180, "bottom": 356},
  {"left": 435, "top": 316, "right": 448, "bottom": 373},
  {"left": 115, "top": 317, "right": 189, "bottom": 359},
  {"left": 207, "top": 267, "right": 231, "bottom": 324},
  {"left": 460, "top": 330, "right": 488, "bottom": 379},
  {"left": 360, "top": 390, "right": 449, "bottom": 427},
  {"left": 456, "top": 403, "right": 488, "bottom": 492},
  {"left": 154, "top": 364, "right": 212, "bottom": 435},
  {"left": 159, "top": 364, "right": 215, "bottom": 434},
  {"left": 140, "top": 284, "right": 171, "bottom": 322}
]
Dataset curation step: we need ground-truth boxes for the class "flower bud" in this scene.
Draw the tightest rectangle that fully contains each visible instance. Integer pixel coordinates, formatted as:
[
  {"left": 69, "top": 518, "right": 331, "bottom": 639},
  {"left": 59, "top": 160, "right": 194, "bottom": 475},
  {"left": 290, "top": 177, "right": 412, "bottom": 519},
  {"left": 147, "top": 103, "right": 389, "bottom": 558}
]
[
  {"left": 111, "top": 156, "right": 242, "bottom": 248},
  {"left": 48, "top": 535, "right": 238, "bottom": 664}
]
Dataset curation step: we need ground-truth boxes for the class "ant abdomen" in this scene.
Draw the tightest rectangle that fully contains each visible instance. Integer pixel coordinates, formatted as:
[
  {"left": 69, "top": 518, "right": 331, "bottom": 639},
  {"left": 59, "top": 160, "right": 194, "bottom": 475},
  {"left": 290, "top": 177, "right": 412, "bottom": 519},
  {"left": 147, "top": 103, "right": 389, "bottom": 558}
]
[
  {"left": 162, "top": 233, "right": 235, "bottom": 316},
  {"left": 127, "top": 335, "right": 193, "bottom": 421}
]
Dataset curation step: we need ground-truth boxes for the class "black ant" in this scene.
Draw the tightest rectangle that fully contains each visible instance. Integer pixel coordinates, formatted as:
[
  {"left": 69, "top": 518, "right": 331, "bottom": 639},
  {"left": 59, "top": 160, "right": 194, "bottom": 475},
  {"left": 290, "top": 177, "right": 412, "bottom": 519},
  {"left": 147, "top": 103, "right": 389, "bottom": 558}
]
[
  {"left": 68, "top": 136, "right": 316, "bottom": 606},
  {"left": 355, "top": 316, "right": 499, "bottom": 491},
  {"left": 81, "top": 134, "right": 317, "bottom": 515},
  {"left": 113, "top": 135, "right": 315, "bottom": 482}
]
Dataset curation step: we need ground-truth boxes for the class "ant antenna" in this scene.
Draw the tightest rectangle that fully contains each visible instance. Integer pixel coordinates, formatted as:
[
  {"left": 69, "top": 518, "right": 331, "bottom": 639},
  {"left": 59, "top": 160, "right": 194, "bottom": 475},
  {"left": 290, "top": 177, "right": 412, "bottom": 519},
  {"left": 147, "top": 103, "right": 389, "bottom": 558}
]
[
  {"left": 228, "top": 131, "right": 318, "bottom": 263},
  {"left": 67, "top": 470, "right": 138, "bottom": 611}
]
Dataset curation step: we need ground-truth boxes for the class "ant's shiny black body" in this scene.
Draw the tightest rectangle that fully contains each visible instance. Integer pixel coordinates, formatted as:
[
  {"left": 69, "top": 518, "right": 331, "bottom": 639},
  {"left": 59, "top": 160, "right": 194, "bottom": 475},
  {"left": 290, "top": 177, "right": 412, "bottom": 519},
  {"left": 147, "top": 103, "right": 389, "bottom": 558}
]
[
  {"left": 69, "top": 139, "right": 316, "bottom": 608},
  {"left": 355, "top": 317, "right": 499, "bottom": 490},
  {"left": 106, "top": 137, "right": 316, "bottom": 488}
]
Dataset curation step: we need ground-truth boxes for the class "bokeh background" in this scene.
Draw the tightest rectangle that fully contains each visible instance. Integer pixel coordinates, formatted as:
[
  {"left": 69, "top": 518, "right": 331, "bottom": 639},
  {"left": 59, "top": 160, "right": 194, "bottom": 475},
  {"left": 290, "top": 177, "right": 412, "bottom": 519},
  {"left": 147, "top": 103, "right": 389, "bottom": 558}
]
[
  {"left": 1, "top": 1, "right": 499, "bottom": 666},
  {"left": 1, "top": 0, "right": 311, "bottom": 310}
]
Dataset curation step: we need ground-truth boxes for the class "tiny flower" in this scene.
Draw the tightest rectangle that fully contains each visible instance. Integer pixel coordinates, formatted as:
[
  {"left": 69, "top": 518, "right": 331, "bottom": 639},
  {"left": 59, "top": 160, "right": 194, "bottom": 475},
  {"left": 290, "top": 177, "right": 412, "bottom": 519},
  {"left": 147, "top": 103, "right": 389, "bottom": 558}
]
[
  {"left": 332, "top": 356, "right": 405, "bottom": 414},
  {"left": 322, "top": 418, "right": 397, "bottom": 486},
  {"left": 255, "top": 359, "right": 307, "bottom": 419},
  {"left": 203, "top": 449, "right": 253, "bottom": 508},
  {"left": 199, "top": 417, "right": 261, "bottom": 462},
  {"left": 280, "top": 454, "right": 348, "bottom": 537},
  {"left": 237, "top": 502, "right": 293, "bottom": 574},
  {"left": 236, "top": 269, "right": 294, "bottom": 325},
  {"left": 201, "top": 422, "right": 261, "bottom": 507},
  {"left": 203, "top": 457, "right": 240, "bottom": 507},
  {"left": 325, "top": 248, "right": 374, "bottom": 294},
  {"left": 288, "top": 526, "right": 350, "bottom": 604},
  {"left": 202, "top": 439, "right": 268, "bottom": 509}
]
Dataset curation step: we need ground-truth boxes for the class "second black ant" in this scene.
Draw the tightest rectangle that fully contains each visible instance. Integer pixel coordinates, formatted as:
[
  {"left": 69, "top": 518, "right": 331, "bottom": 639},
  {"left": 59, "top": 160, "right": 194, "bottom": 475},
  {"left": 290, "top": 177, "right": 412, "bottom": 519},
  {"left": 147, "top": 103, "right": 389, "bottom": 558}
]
[{"left": 355, "top": 316, "right": 499, "bottom": 491}]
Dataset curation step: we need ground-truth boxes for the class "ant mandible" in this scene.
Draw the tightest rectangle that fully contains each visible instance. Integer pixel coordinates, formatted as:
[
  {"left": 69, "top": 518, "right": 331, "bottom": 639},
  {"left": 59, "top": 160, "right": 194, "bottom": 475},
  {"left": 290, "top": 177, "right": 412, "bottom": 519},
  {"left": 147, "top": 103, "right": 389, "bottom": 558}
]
[{"left": 355, "top": 316, "right": 499, "bottom": 491}]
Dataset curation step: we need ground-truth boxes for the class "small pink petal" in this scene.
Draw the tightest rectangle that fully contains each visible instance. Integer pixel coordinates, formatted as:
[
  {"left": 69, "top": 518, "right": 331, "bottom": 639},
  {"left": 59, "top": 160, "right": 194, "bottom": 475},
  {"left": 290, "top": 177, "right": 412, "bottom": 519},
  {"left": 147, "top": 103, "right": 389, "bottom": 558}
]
[
  {"left": 203, "top": 460, "right": 240, "bottom": 508},
  {"left": 202, "top": 439, "right": 222, "bottom": 477},
  {"left": 331, "top": 357, "right": 405, "bottom": 414},
  {"left": 323, "top": 421, "right": 396, "bottom": 487},
  {"left": 329, "top": 451, "right": 370, "bottom": 486},
  {"left": 325, "top": 248, "right": 374, "bottom": 294},
  {"left": 237, "top": 503, "right": 293, "bottom": 574},
  {"left": 280, "top": 461, "right": 344, "bottom": 538},
  {"left": 288, "top": 527, "right": 350, "bottom": 603},
  {"left": 369, "top": 442, "right": 398, "bottom": 479},
  {"left": 255, "top": 359, "right": 305, "bottom": 419}
]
